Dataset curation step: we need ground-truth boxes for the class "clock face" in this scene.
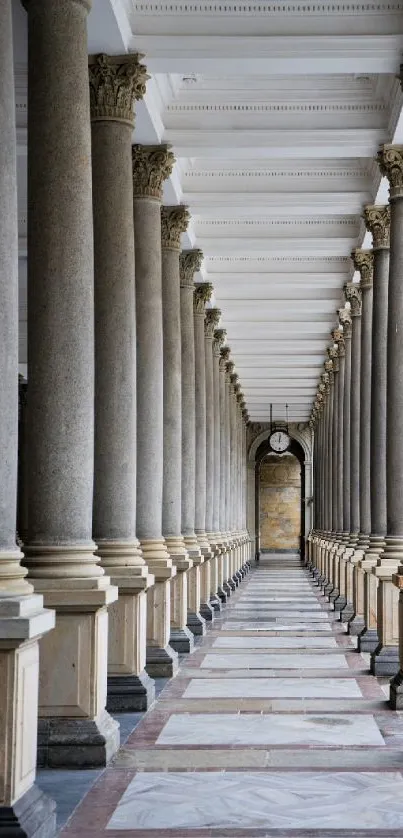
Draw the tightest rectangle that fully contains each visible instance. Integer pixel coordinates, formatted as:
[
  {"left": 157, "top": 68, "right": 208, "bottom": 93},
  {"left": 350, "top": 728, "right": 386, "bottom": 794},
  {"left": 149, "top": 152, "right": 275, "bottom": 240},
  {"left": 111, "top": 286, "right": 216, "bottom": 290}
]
[{"left": 269, "top": 431, "right": 290, "bottom": 453}]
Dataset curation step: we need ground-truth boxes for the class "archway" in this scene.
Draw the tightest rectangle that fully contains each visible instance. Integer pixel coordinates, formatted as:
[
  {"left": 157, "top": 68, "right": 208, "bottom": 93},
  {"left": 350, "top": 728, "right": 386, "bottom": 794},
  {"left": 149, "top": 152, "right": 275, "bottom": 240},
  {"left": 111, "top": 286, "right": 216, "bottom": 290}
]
[{"left": 254, "top": 436, "right": 306, "bottom": 562}]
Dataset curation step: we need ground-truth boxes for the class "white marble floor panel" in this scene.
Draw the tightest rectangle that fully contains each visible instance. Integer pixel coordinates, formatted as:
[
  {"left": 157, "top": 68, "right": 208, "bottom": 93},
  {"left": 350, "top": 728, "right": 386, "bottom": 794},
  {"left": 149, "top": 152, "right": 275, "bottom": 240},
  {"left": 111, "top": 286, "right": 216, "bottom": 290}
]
[
  {"left": 221, "top": 622, "right": 333, "bottom": 632},
  {"left": 157, "top": 713, "right": 385, "bottom": 746},
  {"left": 233, "top": 602, "right": 321, "bottom": 610},
  {"left": 107, "top": 771, "right": 403, "bottom": 830},
  {"left": 183, "top": 677, "right": 362, "bottom": 699},
  {"left": 200, "top": 653, "right": 348, "bottom": 670},
  {"left": 213, "top": 635, "right": 338, "bottom": 649}
]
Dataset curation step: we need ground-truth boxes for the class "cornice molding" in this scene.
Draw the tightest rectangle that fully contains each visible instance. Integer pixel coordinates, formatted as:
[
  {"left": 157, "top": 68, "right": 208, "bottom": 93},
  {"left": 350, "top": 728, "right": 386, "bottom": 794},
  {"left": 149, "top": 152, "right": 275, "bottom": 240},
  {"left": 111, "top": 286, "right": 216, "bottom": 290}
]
[{"left": 131, "top": 2, "right": 403, "bottom": 15}]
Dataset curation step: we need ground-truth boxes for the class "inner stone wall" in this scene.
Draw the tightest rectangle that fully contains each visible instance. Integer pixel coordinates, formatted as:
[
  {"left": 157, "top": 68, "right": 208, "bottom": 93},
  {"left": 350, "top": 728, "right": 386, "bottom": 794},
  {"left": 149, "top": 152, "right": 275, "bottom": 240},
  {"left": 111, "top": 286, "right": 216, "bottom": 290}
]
[{"left": 259, "top": 452, "right": 301, "bottom": 551}]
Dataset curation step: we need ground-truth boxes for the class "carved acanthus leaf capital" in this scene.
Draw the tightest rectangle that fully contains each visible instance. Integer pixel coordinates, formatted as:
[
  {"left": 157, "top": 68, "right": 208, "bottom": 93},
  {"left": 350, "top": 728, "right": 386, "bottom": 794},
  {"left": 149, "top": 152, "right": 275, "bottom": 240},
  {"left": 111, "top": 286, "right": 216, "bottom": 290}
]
[
  {"left": 213, "top": 328, "right": 227, "bottom": 356},
  {"left": 180, "top": 249, "right": 203, "bottom": 288},
  {"left": 161, "top": 206, "right": 190, "bottom": 250},
  {"left": 364, "top": 204, "right": 390, "bottom": 250},
  {"left": 344, "top": 281, "right": 362, "bottom": 317},
  {"left": 339, "top": 306, "right": 352, "bottom": 339},
  {"left": 378, "top": 144, "right": 403, "bottom": 197},
  {"left": 226, "top": 360, "right": 235, "bottom": 378},
  {"left": 89, "top": 53, "right": 149, "bottom": 126},
  {"left": 205, "top": 308, "right": 221, "bottom": 338},
  {"left": 194, "top": 282, "right": 213, "bottom": 315},
  {"left": 327, "top": 345, "right": 339, "bottom": 372},
  {"left": 132, "top": 144, "right": 175, "bottom": 200},
  {"left": 351, "top": 248, "right": 373, "bottom": 290}
]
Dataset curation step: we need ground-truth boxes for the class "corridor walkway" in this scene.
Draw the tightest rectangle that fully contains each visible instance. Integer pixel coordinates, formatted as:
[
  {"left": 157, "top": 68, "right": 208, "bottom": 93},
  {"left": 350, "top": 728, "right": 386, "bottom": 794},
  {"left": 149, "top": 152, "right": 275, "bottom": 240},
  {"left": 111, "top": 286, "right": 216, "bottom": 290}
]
[{"left": 61, "top": 556, "right": 403, "bottom": 837}]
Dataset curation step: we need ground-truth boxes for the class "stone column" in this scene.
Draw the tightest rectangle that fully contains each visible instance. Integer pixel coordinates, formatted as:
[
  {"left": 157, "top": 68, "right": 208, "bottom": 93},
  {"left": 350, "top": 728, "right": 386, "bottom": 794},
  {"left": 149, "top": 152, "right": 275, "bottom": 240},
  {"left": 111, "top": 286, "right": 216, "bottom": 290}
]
[
  {"left": 180, "top": 251, "right": 206, "bottom": 635},
  {"left": 349, "top": 251, "right": 373, "bottom": 635},
  {"left": 226, "top": 364, "right": 238, "bottom": 589},
  {"left": 218, "top": 347, "right": 230, "bottom": 599},
  {"left": 89, "top": 54, "right": 155, "bottom": 713},
  {"left": 0, "top": 1, "right": 55, "bottom": 829},
  {"left": 23, "top": 0, "right": 119, "bottom": 767},
  {"left": 333, "top": 307, "right": 352, "bottom": 611},
  {"left": 204, "top": 311, "right": 222, "bottom": 611},
  {"left": 223, "top": 349, "right": 234, "bottom": 592},
  {"left": 324, "top": 346, "right": 338, "bottom": 594},
  {"left": 359, "top": 205, "right": 390, "bottom": 654},
  {"left": 376, "top": 147, "right": 403, "bottom": 690},
  {"left": 211, "top": 327, "right": 227, "bottom": 605},
  {"left": 160, "top": 206, "right": 194, "bottom": 655},
  {"left": 341, "top": 281, "right": 362, "bottom": 621},
  {"left": 132, "top": 144, "right": 178, "bottom": 678},
  {"left": 321, "top": 357, "right": 334, "bottom": 587}
]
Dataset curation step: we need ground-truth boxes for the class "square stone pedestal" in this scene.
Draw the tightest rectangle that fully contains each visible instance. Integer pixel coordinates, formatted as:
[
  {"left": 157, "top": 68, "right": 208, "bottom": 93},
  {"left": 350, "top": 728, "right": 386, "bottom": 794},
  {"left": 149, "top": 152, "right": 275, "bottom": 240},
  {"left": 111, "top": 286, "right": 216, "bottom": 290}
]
[
  {"left": 146, "top": 576, "right": 179, "bottom": 678},
  {"left": 370, "top": 563, "right": 400, "bottom": 677}
]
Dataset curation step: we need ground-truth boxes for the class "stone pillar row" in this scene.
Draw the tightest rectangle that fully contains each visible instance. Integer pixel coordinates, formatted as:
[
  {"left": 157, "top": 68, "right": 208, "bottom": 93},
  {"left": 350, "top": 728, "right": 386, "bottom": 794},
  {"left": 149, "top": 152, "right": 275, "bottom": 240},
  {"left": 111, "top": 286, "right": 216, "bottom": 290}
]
[
  {"left": 0, "top": 25, "right": 253, "bottom": 826},
  {"left": 308, "top": 141, "right": 403, "bottom": 710}
]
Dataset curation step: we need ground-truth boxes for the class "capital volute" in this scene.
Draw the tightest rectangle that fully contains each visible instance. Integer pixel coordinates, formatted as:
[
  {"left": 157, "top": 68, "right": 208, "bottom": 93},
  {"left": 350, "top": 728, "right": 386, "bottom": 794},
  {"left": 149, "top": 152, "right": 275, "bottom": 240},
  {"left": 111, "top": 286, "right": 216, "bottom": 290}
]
[
  {"left": 161, "top": 206, "right": 190, "bottom": 251},
  {"left": 378, "top": 144, "right": 403, "bottom": 199},
  {"left": 194, "top": 282, "right": 213, "bottom": 316},
  {"left": 132, "top": 144, "right": 175, "bottom": 200},
  {"left": 344, "top": 281, "right": 362, "bottom": 317},
  {"left": 339, "top": 306, "right": 352, "bottom": 338},
  {"left": 351, "top": 248, "right": 373, "bottom": 290},
  {"left": 213, "top": 328, "right": 227, "bottom": 357},
  {"left": 205, "top": 307, "right": 221, "bottom": 338},
  {"left": 89, "top": 53, "right": 149, "bottom": 126},
  {"left": 180, "top": 249, "right": 203, "bottom": 288},
  {"left": 364, "top": 204, "right": 390, "bottom": 250}
]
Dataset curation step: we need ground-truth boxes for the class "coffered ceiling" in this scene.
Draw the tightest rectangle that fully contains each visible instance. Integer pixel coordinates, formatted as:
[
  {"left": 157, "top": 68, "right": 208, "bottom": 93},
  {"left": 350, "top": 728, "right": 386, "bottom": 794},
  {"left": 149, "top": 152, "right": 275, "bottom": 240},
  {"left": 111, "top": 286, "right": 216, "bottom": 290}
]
[{"left": 13, "top": 0, "right": 403, "bottom": 421}]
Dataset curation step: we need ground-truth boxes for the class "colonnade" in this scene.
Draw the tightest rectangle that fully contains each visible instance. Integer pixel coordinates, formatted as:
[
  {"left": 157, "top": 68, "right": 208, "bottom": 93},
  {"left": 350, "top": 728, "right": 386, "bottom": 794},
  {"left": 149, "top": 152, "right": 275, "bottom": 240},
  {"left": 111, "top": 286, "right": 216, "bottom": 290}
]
[
  {"left": 0, "top": 3, "right": 252, "bottom": 830},
  {"left": 308, "top": 143, "right": 403, "bottom": 707}
]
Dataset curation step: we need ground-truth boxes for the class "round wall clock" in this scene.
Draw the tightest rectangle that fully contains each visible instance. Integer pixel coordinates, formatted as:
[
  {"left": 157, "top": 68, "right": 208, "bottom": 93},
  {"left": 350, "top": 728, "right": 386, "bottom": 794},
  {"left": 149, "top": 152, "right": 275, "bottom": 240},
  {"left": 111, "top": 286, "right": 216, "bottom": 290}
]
[{"left": 269, "top": 430, "right": 290, "bottom": 453}]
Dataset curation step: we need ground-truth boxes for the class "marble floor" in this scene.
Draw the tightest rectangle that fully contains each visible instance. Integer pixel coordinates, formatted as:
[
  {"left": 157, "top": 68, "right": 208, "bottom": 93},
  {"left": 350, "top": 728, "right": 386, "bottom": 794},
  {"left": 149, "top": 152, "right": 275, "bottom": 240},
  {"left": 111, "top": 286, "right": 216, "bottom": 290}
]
[{"left": 59, "top": 554, "right": 403, "bottom": 837}]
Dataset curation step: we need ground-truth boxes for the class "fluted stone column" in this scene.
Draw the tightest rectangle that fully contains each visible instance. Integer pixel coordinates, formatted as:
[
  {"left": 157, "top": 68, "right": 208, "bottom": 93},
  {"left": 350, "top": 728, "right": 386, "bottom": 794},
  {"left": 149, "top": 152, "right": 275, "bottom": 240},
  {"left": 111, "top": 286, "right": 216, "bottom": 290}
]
[
  {"left": 160, "top": 206, "right": 194, "bottom": 655},
  {"left": 211, "top": 328, "right": 227, "bottom": 604},
  {"left": 349, "top": 251, "right": 373, "bottom": 635},
  {"left": 23, "top": 0, "right": 119, "bottom": 767},
  {"left": 323, "top": 348, "right": 337, "bottom": 593},
  {"left": 0, "top": 2, "right": 55, "bottom": 829},
  {"left": 333, "top": 307, "right": 352, "bottom": 610},
  {"left": 204, "top": 311, "right": 222, "bottom": 611},
  {"left": 89, "top": 54, "right": 155, "bottom": 713},
  {"left": 376, "top": 147, "right": 403, "bottom": 690},
  {"left": 180, "top": 251, "right": 206, "bottom": 635},
  {"left": 226, "top": 363, "right": 237, "bottom": 590},
  {"left": 341, "top": 281, "right": 362, "bottom": 621},
  {"left": 329, "top": 328, "right": 345, "bottom": 599},
  {"left": 218, "top": 348, "right": 230, "bottom": 599},
  {"left": 359, "top": 206, "right": 390, "bottom": 653},
  {"left": 222, "top": 348, "right": 234, "bottom": 593},
  {"left": 132, "top": 145, "right": 178, "bottom": 678}
]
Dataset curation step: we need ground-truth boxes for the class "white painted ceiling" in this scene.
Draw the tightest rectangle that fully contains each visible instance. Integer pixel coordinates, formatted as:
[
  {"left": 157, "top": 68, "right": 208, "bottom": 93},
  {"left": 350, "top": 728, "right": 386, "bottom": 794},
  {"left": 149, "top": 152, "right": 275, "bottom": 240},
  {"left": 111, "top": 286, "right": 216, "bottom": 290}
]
[{"left": 13, "top": 0, "right": 403, "bottom": 422}]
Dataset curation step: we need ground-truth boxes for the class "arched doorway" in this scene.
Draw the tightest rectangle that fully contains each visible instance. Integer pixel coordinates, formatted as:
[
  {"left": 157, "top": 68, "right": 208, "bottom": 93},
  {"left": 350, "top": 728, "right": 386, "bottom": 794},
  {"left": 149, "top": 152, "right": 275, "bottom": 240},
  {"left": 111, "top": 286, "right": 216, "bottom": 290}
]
[{"left": 254, "top": 437, "right": 306, "bottom": 562}]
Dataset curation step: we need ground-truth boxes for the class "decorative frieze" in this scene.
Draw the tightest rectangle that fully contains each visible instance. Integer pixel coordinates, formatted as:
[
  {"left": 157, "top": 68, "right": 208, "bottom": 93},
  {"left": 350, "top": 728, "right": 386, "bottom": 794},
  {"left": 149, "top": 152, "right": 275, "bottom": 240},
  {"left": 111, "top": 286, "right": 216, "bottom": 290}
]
[
  {"left": 179, "top": 249, "right": 203, "bottom": 288},
  {"left": 364, "top": 205, "right": 390, "bottom": 250},
  {"left": 205, "top": 307, "right": 221, "bottom": 337},
  {"left": 351, "top": 248, "right": 373, "bottom": 289},
  {"left": 89, "top": 53, "right": 149, "bottom": 126},
  {"left": 161, "top": 205, "right": 190, "bottom": 251},
  {"left": 132, "top": 144, "right": 175, "bottom": 200},
  {"left": 193, "top": 282, "right": 213, "bottom": 314}
]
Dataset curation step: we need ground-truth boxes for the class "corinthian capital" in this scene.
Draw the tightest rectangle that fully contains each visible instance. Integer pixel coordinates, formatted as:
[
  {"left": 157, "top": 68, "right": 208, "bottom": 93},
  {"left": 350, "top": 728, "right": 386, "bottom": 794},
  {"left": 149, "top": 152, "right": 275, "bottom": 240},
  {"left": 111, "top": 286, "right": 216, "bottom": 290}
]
[
  {"left": 180, "top": 249, "right": 203, "bottom": 288},
  {"left": 205, "top": 308, "right": 221, "bottom": 338},
  {"left": 132, "top": 145, "right": 175, "bottom": 200},
  {"left": 219, "top": 345, "right": 231, "bottom": 371},
  {"left": 331, "top": 326, "right": 345, "bottom": 357},
  {"left": 364, "top": 204, "right": 390, "bottom": 250},
  {"left": 213, "top": 328, "right": 227, "bottom": 357},
  {"left": 161, "top": 206, "right": 190, "bottom": 251},
  {"left": 339, "top": 306, "right": 352, "bottom": 339},
  {"left": 327, "top": 344, "right": 339, "bottom": 372},
  {"left": 194, "top": 282, "right": 213, "bottom": 315},
  {"left": 344, "top": 281, "right": 362, "bottom": 317},
  {"left": 378, "top": 144, "right": 403, "bottom": 197},
  {"left": 351, "top": 248, "right": 373, "bottom": 290},
  {"left": 89, "top": 53, "right": 149, "bottom": 126}
]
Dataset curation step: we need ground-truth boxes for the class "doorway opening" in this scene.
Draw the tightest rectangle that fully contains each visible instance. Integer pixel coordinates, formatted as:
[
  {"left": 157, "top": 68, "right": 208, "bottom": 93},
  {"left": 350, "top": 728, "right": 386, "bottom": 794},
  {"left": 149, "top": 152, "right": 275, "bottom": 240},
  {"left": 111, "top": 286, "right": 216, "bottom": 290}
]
[{"left": 255, "top": 437, "right": 305, "bottom": 562}]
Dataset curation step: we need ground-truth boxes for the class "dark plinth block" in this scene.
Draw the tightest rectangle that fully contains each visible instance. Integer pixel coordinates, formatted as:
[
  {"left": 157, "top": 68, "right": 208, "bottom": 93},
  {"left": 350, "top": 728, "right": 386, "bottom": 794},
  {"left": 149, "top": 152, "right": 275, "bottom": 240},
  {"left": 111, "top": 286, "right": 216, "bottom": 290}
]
[
  {"left": 187, "top": 610, "right": 207, "bottom": 636},
  {"left": 169, "top": 626, "right": 195, "bottom": 653},
  {"left": 370, "top": 644, "right": 399, "bottom": 677},
  {"left": 146, "top": 644, "right": 179, "bottom": 678},
  {"left": 390, "top": 669, "right": 403, "bottom": 709},
  {"left": 209, "top": 595, "right": 222, "bottom": 613},
  {"left": 200, "top": 601, "right": 215, "bottom": 621},
  {"left": 332, "top": 594, "right": 347, "bottom": 612},
  {"left": 37, "top": 710, "right": 119, "bottom": 769},
  {"left": 358, "top": 627, "right": 379, "bottom": 654},
  {"left": 0, "top": 785, "right": 56, "bottom": 838},
  {"left": 348, "top": 614, "right": 365, "bottom": 636},
  {"left": 340, "top": 601, "right": 354, "bottom": 623},
  {"left": 217, "top": 587, "right": 228, "bottom": 603},
  {"left": 107, "top": 670, "right": 155, "bottom": 712}
]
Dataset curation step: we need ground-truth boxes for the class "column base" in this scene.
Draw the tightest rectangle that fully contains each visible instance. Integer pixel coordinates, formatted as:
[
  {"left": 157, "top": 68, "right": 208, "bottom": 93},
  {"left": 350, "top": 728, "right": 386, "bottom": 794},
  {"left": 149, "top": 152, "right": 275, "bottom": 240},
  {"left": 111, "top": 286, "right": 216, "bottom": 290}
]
[
  {"left": 217, "top": 587, "right": 228, "bottom": 604},
  {"left": 200, "top": 601, "right": 215, "bottom": 621},
  {"left": 37, "top": 709, "right": 119, "bottom": 769},
  {"left": 169, "top": 626, "right": 195, "bottom": 654},
  {"left": 333, "top": 595, "right": 347, "bottom": 612},
  {"left": 227, "top": 578, "right": 236, "bottom": 592},
  {"left": 0, "top": 785, "right": 56, "bottom": 838},
  {"left": 339, "top": 601, "right": 354, "bottom": 622},
  {"left": 106, "top": 670, "right": 155, "bottom": 713},
  {"left": 370, "top": 644, "right": 399, "bottom": 677},
  {"left": 145, "top": 644, "right": 179, "bottom": 678},
  {"left": 222, "top": 581, "right": 232, "bottom": 597},
  {"left": 187, "top": 610, "right": 207, "bottom": 636},
  {"left": 348, "top": 614, "right": 365, "bottom": 636},
  {"left": 210, "top": 595, "right": 222, "bottom": 612},
  {"left": 358, "top": 628, "right": 379, "bottom": 654},
  {"left": 328, "top": 587, "right": 339, "bottom": 603},
  {"left": 323, "top": 581, "right": 334, "bottom": 597},
  {"left": 389, "top": 669, "right": 403, "bottom": 709}
]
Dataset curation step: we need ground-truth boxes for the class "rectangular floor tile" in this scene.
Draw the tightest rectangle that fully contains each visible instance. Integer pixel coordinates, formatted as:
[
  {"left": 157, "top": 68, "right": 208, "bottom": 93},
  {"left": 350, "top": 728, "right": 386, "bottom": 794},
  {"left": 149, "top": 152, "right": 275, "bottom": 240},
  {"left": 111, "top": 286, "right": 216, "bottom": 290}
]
[
  {"left": 200, "top": 652, "right": 348, "bottom": 669},
  {"left": 221, "top": 622, "right": 333, "bottom": 631},
  {"left": 213, "top": 635, "right": 338, "bottom": 649},
  {"left": 106, "top": 771, "right": 403, "bottom": 830},
  {"left": 157, "top": 713, "right": 385, "bottom": 746},
  {"left": 183, "top": 677, "right": 362, "bottom": 699}
]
